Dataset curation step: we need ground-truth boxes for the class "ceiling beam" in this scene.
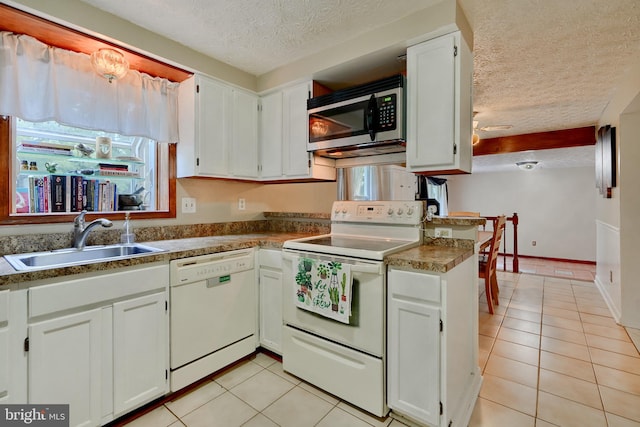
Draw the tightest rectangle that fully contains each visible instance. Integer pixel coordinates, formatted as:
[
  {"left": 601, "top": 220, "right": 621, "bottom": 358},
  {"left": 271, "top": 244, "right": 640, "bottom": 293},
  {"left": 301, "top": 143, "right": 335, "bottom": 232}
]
[
  {"left": 473, "top": 126, "right": 596, "bottom": 156},
  {"left": 0, "top": 3, "right": 192, "bottom": 83}
]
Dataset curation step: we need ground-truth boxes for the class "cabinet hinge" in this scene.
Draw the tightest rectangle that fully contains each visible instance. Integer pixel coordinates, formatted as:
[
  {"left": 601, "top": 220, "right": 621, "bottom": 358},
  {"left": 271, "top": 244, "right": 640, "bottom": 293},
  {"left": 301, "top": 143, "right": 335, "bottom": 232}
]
[
  {"left": 308, "top": 158, "right": 312, "bottom": 168},
  {"left": 257, "top": 104, "right": 262, "bottom": 112},
  {"left": 448, "top": 421, "right": 452, "bottom": 427},
  {"left": 24, "top": 337, "right": 29, "bottom": 352},
  {"left": 453, "top": 45, "right": 458, "bottom": 57},
  {"left": 440, "top": 401, "right": 443, "bottom": 415},
  {"left": 440, "top": 319, "right": 443, "bottom": 332},
  {"left": 196, "top": 84, "right": 200, "bottom": 93},
  {"left": 453, "top": 144, "right": 457, "bottom": 155},
  {"left": 165, "top": 369, "right": 168, "bottom": 381},
  {"left": 308, "top": 90, "right": 311, "bottom": 99},
  {"left": 196, "top": 157, "right": 200, "bottom": 167},
  {"left": 165, "top": 300, "right": 168, "bottom": 312}
]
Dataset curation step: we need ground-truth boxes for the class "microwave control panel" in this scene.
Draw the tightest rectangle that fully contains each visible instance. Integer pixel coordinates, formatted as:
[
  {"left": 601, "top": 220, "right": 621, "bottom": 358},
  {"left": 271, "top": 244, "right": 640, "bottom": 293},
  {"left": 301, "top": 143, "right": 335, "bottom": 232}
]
[{"left": 377, "top": 94, "right": 397, "bottom": 130}]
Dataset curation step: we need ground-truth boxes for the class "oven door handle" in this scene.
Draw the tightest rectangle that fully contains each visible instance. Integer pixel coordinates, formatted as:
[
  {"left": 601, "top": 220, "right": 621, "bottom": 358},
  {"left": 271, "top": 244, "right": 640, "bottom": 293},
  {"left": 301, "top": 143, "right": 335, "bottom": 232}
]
[{"left": 282, "top": 252, "right": 383, "bottom": 275}]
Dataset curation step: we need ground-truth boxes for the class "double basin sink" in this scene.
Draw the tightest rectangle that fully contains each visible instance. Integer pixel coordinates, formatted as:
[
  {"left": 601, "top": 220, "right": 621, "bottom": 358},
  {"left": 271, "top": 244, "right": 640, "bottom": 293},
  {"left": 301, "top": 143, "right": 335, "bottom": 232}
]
[{"left": 4, "top": 243, "right": 166, "bottom": 271}]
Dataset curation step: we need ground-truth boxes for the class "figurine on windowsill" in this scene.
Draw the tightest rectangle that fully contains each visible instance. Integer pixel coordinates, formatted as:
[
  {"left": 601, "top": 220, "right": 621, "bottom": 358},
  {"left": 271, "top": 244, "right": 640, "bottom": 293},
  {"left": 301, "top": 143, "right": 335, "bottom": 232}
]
[{"left": 75, "top": 143, "right": 95, "bottom": 157}]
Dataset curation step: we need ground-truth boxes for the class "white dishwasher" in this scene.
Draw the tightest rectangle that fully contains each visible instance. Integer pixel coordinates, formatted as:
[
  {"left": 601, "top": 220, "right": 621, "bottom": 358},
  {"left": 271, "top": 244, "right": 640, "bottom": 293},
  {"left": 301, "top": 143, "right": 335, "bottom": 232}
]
[{"left": 169, "top": 248, "right": 256, "bottom": 392}]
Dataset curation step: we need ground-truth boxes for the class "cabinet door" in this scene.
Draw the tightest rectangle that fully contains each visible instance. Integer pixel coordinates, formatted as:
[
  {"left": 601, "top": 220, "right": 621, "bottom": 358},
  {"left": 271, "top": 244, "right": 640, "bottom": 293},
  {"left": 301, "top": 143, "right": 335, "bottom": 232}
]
[
  {"left": 29, "top": 309, "right": 102, "bottom": 427},
  {"left": 259, "top": 267, "right": 283, "bottom": 354},
  {"left": 259, "top": 91, "right": 284, "bottom": 179},
  {"left": 113, "top": 292, "right": 168, "bottom": 416},
  {"left": 0, "top": 291, "right": 8, "bottom": 402},
  {"left": 282, "top": 81, "right": 311, "bottom": 178},
  {"left": 407, "top": 32, "right": 458, "bottom": 172},
  {"left": 197, "top": 76, "right": 232, "bottom": 177},
  {"left": 388, "top": 273, "right": 441, "bottom": 426},
  {"left": 231, "top": 89, "right": 260, "bottom": 179}
]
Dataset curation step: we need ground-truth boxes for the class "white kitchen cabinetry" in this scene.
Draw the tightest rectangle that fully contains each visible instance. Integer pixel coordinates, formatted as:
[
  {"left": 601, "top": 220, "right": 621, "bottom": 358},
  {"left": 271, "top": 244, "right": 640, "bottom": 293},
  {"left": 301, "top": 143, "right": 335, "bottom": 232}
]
[
  {"left": 406, "top": 31, "right": 473, "bottom": 175},
  {"left": 112, "top": 292, "right": 167, "bottom": 417},
  {"left": 258, "top": 249, "right": 283, "bottom": 354},
  {"left": 387, "top": 256, "right": 480, "bottom": 427},
  {"left": 178, "top": 74, "right": 259, "bottom": 179},
  {"left": 259, "top": 81, "right": 335, "bottom": 181},
  {"left": 0, "top": 290, "right": 9, "bottom": 403},
  {"left": 27, "top": 263, "right": 169, "bottom": 427}
]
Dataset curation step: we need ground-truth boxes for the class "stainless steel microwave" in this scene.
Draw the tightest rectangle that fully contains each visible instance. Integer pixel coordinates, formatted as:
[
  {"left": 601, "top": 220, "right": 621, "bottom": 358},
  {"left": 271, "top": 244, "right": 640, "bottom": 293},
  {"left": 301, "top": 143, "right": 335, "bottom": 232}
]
[{"left": 307, "top": 75, "right": 405, "bottom": 159}]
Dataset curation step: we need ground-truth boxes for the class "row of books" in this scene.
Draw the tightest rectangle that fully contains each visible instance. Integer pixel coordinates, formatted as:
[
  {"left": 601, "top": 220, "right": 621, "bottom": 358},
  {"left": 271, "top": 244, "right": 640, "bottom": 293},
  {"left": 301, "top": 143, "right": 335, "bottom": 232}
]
[
  {"left": 17, "top": 142, "right": 73, "bottom": 156},
  {"left": 25, "top": 175, "right": 119, "bottom": 213}
]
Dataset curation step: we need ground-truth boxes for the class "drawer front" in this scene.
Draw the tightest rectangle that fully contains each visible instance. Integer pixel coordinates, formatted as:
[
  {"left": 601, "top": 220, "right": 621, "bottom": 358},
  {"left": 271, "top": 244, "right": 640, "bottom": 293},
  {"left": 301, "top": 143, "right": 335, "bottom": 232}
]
[
  {"left": 259, "top": 249, "right": 282, "bottom": 269},
  {"left": 29, "top": 264, "right": 169, "bottom": 318},
  {"left": 388, "top": 268, "right": 440, "bottom": 303}
]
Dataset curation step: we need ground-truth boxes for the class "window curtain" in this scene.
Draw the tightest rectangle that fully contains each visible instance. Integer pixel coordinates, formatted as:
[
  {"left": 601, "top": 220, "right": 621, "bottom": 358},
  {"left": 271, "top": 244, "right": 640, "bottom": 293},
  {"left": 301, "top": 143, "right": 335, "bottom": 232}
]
[
  {"left": 427, "top": 177, "right": 448, "bottom": 216},
  {"left": 0, "top": 32, "right": 179, "bottom": 143}
]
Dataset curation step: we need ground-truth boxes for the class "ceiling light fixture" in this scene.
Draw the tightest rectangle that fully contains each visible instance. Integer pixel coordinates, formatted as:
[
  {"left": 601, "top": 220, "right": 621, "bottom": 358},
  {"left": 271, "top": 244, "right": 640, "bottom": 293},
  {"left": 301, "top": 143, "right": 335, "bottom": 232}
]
[
  {"left": 480, "top": 125, "right": 513, "bottom": 132},
  {"left": 472, "top": 120, "right": 480, "bottom": 145},
  {"left": 516, "top": 161, "right": 538, "bottom": 171},
  {"left": 90, "top": 48, "right": 129, "bottom": 83}
]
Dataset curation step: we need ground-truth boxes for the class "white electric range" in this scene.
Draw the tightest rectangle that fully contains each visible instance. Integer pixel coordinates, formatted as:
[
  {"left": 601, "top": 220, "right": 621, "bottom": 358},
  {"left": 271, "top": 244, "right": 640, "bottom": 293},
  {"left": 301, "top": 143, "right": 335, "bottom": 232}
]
[{"left": 281, "top": 200, "right": 424, "bottom": 417}]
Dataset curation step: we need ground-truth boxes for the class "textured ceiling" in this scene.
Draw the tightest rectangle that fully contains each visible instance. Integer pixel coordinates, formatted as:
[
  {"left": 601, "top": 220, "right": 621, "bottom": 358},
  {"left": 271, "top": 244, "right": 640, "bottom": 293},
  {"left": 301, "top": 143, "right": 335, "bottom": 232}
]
[{"left": 77, "top": 0, "right": 640, "bottom": 172}]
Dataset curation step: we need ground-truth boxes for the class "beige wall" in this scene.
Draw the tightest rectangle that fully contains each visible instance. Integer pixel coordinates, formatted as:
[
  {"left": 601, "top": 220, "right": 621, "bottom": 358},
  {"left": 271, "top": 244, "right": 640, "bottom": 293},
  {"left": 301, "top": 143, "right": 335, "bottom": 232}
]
[{"left": 448, "top": 166, "right": 596, "bottom": 261}]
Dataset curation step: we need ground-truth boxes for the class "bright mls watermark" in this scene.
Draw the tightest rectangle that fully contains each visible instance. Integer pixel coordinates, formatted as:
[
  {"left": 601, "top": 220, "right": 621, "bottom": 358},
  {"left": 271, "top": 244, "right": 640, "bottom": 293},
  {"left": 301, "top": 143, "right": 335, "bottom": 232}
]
[{"left": 0, "top": 405, "right": 69, "bottom": 426}]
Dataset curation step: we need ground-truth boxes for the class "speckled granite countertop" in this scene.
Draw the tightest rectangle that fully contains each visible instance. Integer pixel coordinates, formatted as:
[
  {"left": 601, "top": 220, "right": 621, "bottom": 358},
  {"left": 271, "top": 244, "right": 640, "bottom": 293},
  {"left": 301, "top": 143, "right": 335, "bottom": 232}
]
[
  {"left": 429, "top": 216, "right": 486, "bottom": 226},
  {"left": 386, "top": 245, "right": 474, "bottom": 273},
  {"left": 0, "top": 231, "right": 476, "bottom": 288},
  {"left": 0, "top": 232, "right": 313, "bottom": 288}
]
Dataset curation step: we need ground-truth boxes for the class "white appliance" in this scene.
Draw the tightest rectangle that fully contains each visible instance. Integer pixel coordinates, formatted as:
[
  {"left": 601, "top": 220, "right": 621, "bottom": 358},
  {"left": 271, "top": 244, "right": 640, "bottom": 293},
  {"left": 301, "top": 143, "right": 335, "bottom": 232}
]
[
  {"left": 282, "top": 201, "right": 423, "bottom": 417},
  {"left": 169, "top": 248, "right": 256, "bottom": 392}
]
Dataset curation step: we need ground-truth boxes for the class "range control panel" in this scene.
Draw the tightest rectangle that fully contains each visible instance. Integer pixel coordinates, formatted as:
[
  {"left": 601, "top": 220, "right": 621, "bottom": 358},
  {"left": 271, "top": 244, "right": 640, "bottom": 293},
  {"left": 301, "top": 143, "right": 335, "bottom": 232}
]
[
  {"left": 170, "top": 248, "right": 254, "bottom": 285},
  {"left": 331, "top": 201, "right": 423, "bottom": 225}
]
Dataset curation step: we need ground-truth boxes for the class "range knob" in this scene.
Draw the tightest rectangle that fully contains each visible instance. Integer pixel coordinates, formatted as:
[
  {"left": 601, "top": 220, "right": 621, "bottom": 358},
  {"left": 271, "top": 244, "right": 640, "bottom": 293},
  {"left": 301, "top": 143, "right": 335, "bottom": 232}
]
[
  {"left": 342, "top": 208, "right": 348, "bottom": 214},
  {"left": 407, "top": 207, "right": 414, "bottom": 216},
  {"left": 388, "top": 208, "right": 394, "bottom": 215},
  {"left": 397, "top": 208, "right": 404, "bottom": 215}
]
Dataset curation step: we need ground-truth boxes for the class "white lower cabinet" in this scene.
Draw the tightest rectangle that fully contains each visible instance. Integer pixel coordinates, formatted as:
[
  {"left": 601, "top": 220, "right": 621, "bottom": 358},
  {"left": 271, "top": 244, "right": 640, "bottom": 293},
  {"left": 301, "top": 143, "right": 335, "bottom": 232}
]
[
  {"left": 387, "top": 257, "right": 481, "bottom": 427},
  {"left": 258, "top": 249, "right": 283, "bottom": 354},
  {"left": 113, "top": 292, "right": 167, "bottom": 417},
  {"left": 0, "top": 289, "right": 28, "bottom": 405},
  {"left": 26, "top": 263, "right": 169, "bottom": 427},
  {"left": 29, "top": 308, "right": 103, "bottom": 427}
]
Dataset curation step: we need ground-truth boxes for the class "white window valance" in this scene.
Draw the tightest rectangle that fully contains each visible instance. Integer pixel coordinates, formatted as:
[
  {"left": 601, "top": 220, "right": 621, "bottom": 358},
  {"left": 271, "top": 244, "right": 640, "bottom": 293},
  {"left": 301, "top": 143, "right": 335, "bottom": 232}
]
[{"left": 0, "top": 32, "right": 179, "bottom": 143}]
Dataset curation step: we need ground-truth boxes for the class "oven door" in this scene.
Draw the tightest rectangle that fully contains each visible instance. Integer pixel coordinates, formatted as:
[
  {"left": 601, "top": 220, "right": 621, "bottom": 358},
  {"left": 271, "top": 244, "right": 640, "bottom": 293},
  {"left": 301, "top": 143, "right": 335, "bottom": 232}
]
[{"left": 281, "top": 250, "right": 385, "bottom": 357}]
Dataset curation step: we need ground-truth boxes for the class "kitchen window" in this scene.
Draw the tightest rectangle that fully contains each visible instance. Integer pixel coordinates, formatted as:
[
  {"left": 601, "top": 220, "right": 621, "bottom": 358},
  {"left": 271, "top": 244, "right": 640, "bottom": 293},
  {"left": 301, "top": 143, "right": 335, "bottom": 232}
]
[
  {"left": 0, "top": 24, "right": 183, "bottom": 225},
  {"left": 0, "top": 116, "right": 176, "bottom": 224}
]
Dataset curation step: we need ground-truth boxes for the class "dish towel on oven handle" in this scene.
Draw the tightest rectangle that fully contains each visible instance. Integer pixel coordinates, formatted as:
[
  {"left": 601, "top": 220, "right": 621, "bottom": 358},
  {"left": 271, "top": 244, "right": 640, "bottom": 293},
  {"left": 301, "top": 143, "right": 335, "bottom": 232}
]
[{"left": 293, "top": 256, "right": 352, "bottom": 324}]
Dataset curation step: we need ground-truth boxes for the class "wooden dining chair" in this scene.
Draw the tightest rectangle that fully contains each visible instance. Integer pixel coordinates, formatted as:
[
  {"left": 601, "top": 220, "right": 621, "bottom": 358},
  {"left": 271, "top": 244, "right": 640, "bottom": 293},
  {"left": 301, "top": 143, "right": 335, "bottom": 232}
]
[{"left": 479, "top": 215, "right": 506, "bottom": 314}]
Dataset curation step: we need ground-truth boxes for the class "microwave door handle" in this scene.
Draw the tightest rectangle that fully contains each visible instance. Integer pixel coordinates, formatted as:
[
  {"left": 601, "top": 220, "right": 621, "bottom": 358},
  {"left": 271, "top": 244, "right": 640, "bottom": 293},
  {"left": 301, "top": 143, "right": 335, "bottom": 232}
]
[{"left": 366, "top": 94, "right": 377, "bottom": 141}]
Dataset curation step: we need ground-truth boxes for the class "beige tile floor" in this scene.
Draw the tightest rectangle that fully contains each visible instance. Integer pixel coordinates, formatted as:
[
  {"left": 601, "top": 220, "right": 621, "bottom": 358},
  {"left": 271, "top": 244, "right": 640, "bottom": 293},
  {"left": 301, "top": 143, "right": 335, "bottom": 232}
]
[
  {"left": 118, "top": 266, "right": 640, "bottom": 427},
  {"left": 472, "top": 271, "right": 640, "bottom": 427}
]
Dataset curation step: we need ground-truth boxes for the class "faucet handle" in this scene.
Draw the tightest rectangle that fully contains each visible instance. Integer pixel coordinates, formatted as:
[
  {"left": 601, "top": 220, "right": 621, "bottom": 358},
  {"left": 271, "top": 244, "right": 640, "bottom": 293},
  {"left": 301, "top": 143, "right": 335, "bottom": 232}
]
[{"left": 74, "top": 210, "right": 87, "bottom": 226}]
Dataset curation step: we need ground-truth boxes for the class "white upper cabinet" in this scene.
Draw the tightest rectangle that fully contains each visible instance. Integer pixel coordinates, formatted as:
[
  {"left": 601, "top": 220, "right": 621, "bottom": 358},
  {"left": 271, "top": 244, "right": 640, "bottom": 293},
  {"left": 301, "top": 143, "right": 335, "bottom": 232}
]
[
  {"left": 231, "top": 89, "right": 260, "bottom": 179},
  {"left": 406, "top": 31, "right": 473, "bottom": 175},
  {"left": 259, "top": 91, "right": 284, "bottom": 179},
  {"left": 259, "top": 81, "right": 335, "bottom": 181},
  {"left": 178, "top": 74, "right": 259, "bottom": 179}
]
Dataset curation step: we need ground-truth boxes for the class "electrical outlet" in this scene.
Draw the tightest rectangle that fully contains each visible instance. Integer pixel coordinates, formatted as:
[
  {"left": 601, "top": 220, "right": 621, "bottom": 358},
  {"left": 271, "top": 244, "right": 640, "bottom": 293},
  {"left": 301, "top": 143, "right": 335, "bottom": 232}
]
[
  {"left": 182, "top": 197, "right": 196, "bottom": 213},
  {"left": 435, "top": 227, "right": 452, "bottom": 238},
  {"left": 238, "top": 198, "right": 246, "bottom": 210}
]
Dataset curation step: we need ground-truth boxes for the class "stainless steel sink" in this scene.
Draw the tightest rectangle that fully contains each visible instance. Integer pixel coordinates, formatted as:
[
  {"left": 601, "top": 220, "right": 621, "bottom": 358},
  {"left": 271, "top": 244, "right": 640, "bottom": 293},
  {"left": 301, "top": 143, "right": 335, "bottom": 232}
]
[{"left": 4, "top": 243, "right": 166, "bottom": 271}]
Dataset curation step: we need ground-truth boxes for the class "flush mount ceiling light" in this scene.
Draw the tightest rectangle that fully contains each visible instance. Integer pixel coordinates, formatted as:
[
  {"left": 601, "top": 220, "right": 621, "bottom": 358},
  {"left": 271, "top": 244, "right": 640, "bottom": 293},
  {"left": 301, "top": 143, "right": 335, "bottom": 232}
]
[
  {"left": 480, "top": 124, "right": 513, "bottom": 132},
  {"left": 91, "top": 48, "right": 129, "bottom": 83},
  {"left": 516, "top": 161, "right": 538, "bottom": 171}
]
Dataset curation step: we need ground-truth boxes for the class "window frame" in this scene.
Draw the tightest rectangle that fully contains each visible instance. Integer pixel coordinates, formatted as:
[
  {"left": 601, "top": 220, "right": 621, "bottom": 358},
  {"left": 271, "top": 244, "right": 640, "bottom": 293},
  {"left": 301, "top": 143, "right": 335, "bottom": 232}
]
[{"left": 0, "top": 115, "right": 176, "bottom": 225}]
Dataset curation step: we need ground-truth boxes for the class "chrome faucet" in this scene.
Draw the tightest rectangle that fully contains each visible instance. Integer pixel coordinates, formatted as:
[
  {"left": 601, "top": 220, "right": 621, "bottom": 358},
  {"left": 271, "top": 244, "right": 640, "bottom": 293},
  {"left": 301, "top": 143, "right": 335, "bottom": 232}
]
[{"left": 73, "top": 211, "right": 113, "bottom": 250}]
